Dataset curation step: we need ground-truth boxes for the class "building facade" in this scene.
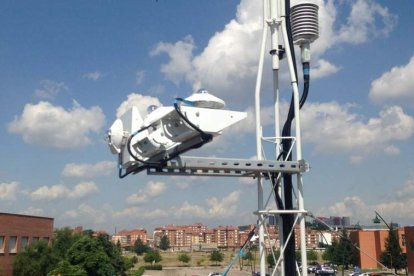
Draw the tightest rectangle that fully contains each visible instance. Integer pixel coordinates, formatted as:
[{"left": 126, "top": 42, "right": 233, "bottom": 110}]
[
  {"left": 112, "top": 228, "right": 147, "bottom": 248},
  {"left": 349, "top": 228, "right": 406, "bottom": 270},
  {"left": 0, "top": 212, "right": 54, "bottom": 276}
]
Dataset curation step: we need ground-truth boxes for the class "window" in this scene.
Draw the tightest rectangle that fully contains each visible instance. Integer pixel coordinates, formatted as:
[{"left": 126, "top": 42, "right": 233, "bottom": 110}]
[
  {"left": 42, "top": 237, "right": 50, "bottom": 245},
  {"left": 32, "top": 237, "right": 40, "bottom": 243},
  {"left": 8, "top": 236, "right": 17, "bottom": 254},
  {"left": 402, "top": 234, "right": 406, "bottom": 246},
  {"left": 0, "top": 236, "right": 4, "bottom": 254},
  {"left": 21, "top": 236, "right": 29, "bottom": 249}
]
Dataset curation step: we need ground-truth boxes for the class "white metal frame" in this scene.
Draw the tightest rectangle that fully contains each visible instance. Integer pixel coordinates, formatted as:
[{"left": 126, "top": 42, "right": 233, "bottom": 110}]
[{"left": 255, "top": 0, "right": 308, "bottom": 275}]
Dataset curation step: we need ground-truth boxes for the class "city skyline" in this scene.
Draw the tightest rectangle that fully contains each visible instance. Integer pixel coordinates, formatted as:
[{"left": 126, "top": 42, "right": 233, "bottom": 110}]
[{"left": 1, "top": 1, "right": 414, "bottom": 233}]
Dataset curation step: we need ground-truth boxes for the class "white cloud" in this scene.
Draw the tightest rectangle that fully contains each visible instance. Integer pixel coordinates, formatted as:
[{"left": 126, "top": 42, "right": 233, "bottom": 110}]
[
  {"left": 21, "top": 207, "right": 44, "bottom": 216},
  {"left": 335, "top": 0, "right": 397, "bottom": 45},
  {"left": 0, "top": 181, "right": 19, "bottom": 200},
  {"left": 126, "top": 193, "right": 148, "bottom": 205},
  {"left": 301, "top": 103, "right": 414, "bottom": 160},
  {"left": 320, "top": 196, "right": 368, "bottom": 218},
  {"left": 396, "top": 179, "right": 414, "bottom": 199},
  {"left": 174, "top": 190, "right": 241, "bottom": 219},
  {"left": 34, "top": 80, "right": 68, "bottom": 99},
  {"left": 113, "top": 206, "right": 169, "bottom": 219},
  {"left": 62, "top": 161, "right": 116, "bottom": 178},
  {"left": 83, "top": 71, "right": 102, "bottom": 81},
  {"left": 150, "top": 35, "right": 195, "bottom": 86},
  {"left": 150, "top": 0, "right": 396, "bottom": 101},
  {"left": 369, "top": 55, "right": 414, "bottom": 104},
  {"left": 311, "top": 59, "right": 341, "bottom": 79},
  {"left": 116, "top": 93, "right": 161, "bottom": 118},
  {"left": 136, "top": 70, "right": 145, "bottom": 85},
  {"left": 318, "top": 177, "right": 414, "bottom": 225},
  {"left": 8, "top": 101, "right": 105, "bottom": 149},
  {"left": 30, "top": 184, "right": 69, "bottom": 200},
  {"left": 63, "top": 203, "right": 107, "bottom": 224},
  {"left": 30, "top": 182, "right": 98, "bottom": 200},
  {"left": 126, "top": 181, "right": 166, "bottom": 205},
  {"left": 68, "top": 182, "right": 99, "bottom": 199},
  {"left": 145, "top": 181, "right": 166, "bottom": 197}
]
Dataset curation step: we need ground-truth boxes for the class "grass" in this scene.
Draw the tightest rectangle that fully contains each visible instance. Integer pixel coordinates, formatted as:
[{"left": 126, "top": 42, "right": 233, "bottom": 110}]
[{"left": 124, "top": 250, "right": 259, "bottom": 271}]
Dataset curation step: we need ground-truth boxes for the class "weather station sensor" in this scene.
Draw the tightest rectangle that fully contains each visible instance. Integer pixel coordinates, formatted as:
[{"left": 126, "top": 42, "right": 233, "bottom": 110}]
[{"left": 106, "top": 89, "right": 247, "bottom": 177}]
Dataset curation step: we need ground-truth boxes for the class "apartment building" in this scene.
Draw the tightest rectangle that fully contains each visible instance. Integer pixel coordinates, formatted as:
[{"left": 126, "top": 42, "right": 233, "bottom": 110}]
[
  {"left": 214, "top": 226, "right": 239, "bottom": 249},
  {"left": 112, "top": 228, "right": 147, "bottom": 247},
  {"left": 0, "top": 212, "right": 54, "bottom": 276},
  {"left": 154, "top": 224, "right": 207, "bottom": 251}
]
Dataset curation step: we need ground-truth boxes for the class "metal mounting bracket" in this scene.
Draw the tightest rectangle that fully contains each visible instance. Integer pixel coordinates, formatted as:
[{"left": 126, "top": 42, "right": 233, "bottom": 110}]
[{"left": 146, "top": 156, "right": 308, "bottom": 177}]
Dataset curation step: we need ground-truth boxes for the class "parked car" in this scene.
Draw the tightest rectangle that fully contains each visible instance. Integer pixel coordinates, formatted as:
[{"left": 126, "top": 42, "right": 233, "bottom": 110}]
[
  {"left": 315, "top": 265, "right": 336, "bottom": 276},
  {"left": 307, "top": 265, "right": 317, "bottom": 273}
]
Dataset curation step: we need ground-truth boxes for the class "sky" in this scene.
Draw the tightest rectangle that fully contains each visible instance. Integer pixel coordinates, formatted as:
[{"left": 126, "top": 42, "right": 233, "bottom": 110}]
[{"left": 1, "top": 0, "right": 414, "bottom": 234}]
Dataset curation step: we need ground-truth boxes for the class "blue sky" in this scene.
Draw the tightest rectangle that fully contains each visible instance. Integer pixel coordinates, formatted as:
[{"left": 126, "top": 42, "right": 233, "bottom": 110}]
[{"left": 1, "top": 0, "right": 414, "bottom": 233}]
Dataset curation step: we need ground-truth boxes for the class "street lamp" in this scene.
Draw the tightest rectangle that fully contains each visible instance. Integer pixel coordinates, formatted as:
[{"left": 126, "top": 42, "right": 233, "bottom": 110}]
[{"left": 372, "top": 211, "right": 391, "bottom": 229}]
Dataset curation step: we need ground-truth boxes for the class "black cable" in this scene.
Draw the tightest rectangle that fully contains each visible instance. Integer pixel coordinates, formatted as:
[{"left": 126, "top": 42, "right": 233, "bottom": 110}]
[
  {"left": 127, "top": 124, "right": 162, "bottom": 167},
  {"left": 119, "top": 99, "right": 214, "bottom": 178},
  {"left": 173, "top": 98, "right": 213, "bottom": 143},
  {"left": 280, "top": 2, "right": 305, "bottom": 275}
]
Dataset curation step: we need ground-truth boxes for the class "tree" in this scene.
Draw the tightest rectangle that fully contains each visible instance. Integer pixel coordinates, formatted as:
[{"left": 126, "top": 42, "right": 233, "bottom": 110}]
[
  {"left": 267, "top": 249, "right": 280, "bottom": 268},
  {"left": 13, "top": 229, "right": 132, "bottom": 276},
  {"left": 159, "top": 235, "right": 170, "bottom": 251},
  {"left": 143, "top": 250, "right": 162, "bottom": 264},
  {"left": 134, "top": 238, "right": 149, "bottom": 255},
  {"left": 210, "top": 250, "right": 224, "bottom": 265},
  {"left": 243, "top": 251, "right": 254, "bottom": 271},
  {"left": 47, "top": 260, "right": 87, "bottom": 276},
  {"left": 178, "top": 252, "right": 191, "bottom": 265},
  {"left": 13, "top": 240, "right": 59, "bottom": 276},
  {"left": 67, "top": 236, "right": 116, "bottom": 276},
  {"left": 52, "top": 227, "right": 81, "bottom": 259},
  {"left": 322, "top": 230, "right": 359, "bottom": 270},
  {"left": 307, "top": 250, "right": 318, "bottom": 262},
  {"left": 380, "top": 224, "right": 406, "bottom": 274}
]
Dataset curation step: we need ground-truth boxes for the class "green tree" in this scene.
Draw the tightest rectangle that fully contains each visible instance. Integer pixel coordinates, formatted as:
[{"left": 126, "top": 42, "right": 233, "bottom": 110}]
[
  {"left": 243, "top": 251, "right": 254, "bottom": 271},
  {"left": 134, "top": 238, "right": 149, "bottom": 255},
  {"left": 52, "top": 227, "right": 81, "bottom": 259},
  {"left": 380, "top": 224, "right": 406, "bottom": 274},
  {"left": 322, "top": 230, "right": 359, "bottom": 270},
  {"left": 67, "top": 236, "right": 116, "bottom": 276},
  {"left": 210, "top": 250, "right": 224, "bottom": 265},
  {"left": 267, "top": 249, "right": 280, "bottom": 268},
  {"left": 47, "top": 260, "right": 87, "bottom": 276},
  {"left": 96, "top": 236, "right": 128, "bottom": 275},
  {"left": 13, "top": 240, "right": 59, "bottom": 276},
  {"left": 143, "top": 251, "right": 162, "bottom": 264},
  {"left": 323, "top": 239, "right": 338, "bottom": 262},
  {"left": 307, "top": 250, "right": 318, "bottom": 262},
  {"left": 159, "top": 235, "right": 170, "bottom": 251},
  {"left": 178, "top": 252, "right": 191, "bottom": 265},
  {"left": 335, "top": 229, "right": 359, "bottom": 269}
]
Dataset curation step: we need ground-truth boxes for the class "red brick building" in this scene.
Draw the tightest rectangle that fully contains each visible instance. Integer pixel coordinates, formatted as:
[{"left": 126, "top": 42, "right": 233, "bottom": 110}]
[
  {"left": 404, "top": 226, "right": 414, "bottom": 274},
  {"left": 214, "top": 226, "right": 239, "bottom": 249},
  {"left": 0, "top": 212, "right": 54, "bottom": 276},
  {"left": 349, "top": 228, "right": 406, "bottom": 270}
]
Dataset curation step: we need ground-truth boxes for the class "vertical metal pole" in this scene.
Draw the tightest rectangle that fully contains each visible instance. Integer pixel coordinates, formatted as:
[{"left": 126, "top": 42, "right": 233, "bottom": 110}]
[
  {"left": 255, "top": 1, "right": 268, "bottom": 276},
  {"left": 269, "top": 0, "right": 284, "bottom": 275}
]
